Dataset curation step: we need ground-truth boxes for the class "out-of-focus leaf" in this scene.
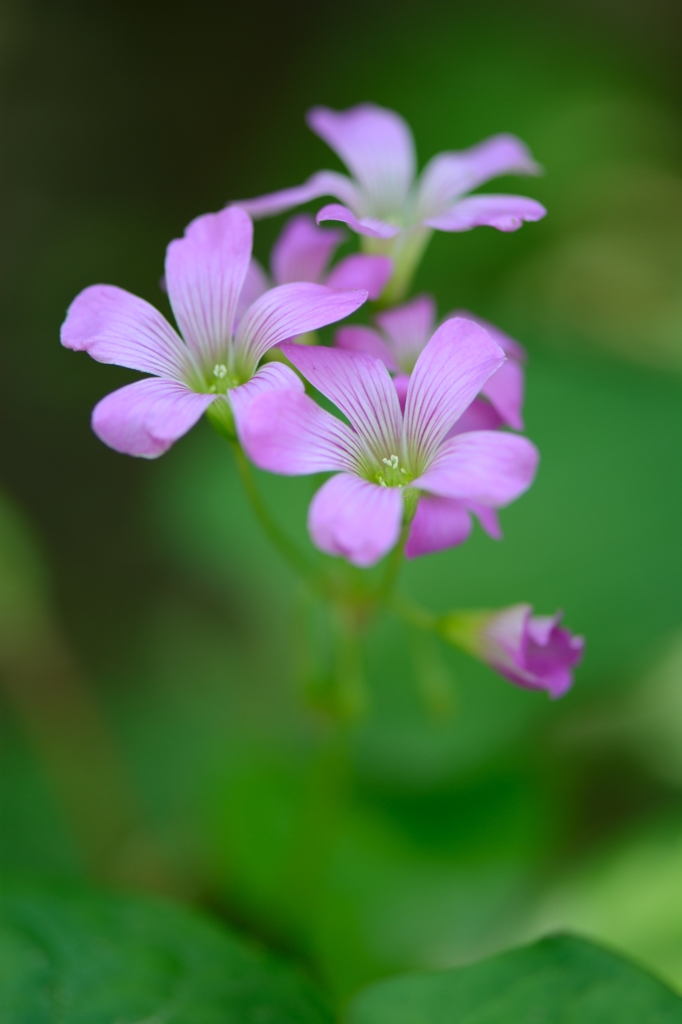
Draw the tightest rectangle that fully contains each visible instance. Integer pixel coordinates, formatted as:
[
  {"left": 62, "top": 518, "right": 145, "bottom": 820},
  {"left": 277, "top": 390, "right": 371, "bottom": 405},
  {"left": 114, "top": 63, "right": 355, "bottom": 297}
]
[
  {"left": 534, "top": 817, "right": 682, "bottom": 992},
  {"left": 206, "top": 743, "right": 556, "bottom": 997},
  {"left": 0, "top": 880, "right": 332, "bottom": 1024},
  {"left": 346, "top": 934, "right": 682, "bottom": 1024}
]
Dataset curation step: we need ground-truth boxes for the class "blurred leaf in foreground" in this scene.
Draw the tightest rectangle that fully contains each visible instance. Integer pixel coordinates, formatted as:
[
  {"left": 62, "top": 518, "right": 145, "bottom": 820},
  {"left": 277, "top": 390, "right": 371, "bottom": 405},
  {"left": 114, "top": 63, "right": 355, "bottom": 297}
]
[
  {"left": 0, "top": 879, "right": 331, "bottom": 1024},
  {"left": 347, "top": 934, "right": 682, "bottom": 1024}
]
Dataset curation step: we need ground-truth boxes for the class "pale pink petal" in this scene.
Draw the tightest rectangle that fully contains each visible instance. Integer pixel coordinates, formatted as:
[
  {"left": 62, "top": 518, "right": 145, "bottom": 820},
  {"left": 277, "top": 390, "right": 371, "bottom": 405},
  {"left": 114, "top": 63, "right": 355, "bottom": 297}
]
[
  {"left": 236, "top": 388, "right": 362, "bottom": 475},
  {"left": 404, "top": 318, "right": 505, "bottom": 469},
  {"left": 91, "top": 378, "right": 214, "bottom": 458},
  {"left": 450, "top": 310, "right": 526, "bottom": 361},
  {"left": 325, "top": 254, "right": 392, "bottom": 300},
  {"left": 165, "top": 206, "right": 252, "bottom": 368},
  {"left": 443, "top": 313, "right": 526, "bottom": 430},
  {"left": 308, "top": 472, "right": 403, "bottom": 567},
  {"left": 393, "top": 374, "right": 411, "bottom": 411},
  {"left": 405, "top": 496, "right": 472, "bottom": 558},
  {"left": 412, "top": 430, "right": 539, "bottom": 506},
  {"left": 424, "top": 194, "right": 546, "bottom": 233},
  {"left": 527, "top": 611, "right": 563, "bottom": 646},
  {"left": 316, "top": 203, "right": 399, "bottom": 239},
  {"left": 335, "top": 325, "right": 398, "bottom": 371},
  {"left": 375, "top": 294, "right": 436, "bottom": 370},
  {"left": 61, "top": 284, "right": 191, "bottom": 380},
  {"left": 270, "top": 214, "right": 344, "bottom": 286},
  {"left": 470, "top": 503, "right": 502, "bottom": 539},
  {"left": 307, "top": 104, "right": 416, "bottom": 216},
  {"left": 235, "top": 259, "right": 270, "bottom": 329},
  {"left": 228, "top": 361, "right": 303, "bottom": 435},
  {"left": 281, "top": 343, "right": 402, "bottom": 462},
  {"left": 233, "top": 170, "right": 360, "bottom": 218},
  {"left": 235, "top": 282, "right": 368, "bottom": 378},
  {"left": 446, "top": 397, "right": 503, "bottom": 436},
  {"left": 481, "top": 357, "right": 525, "bottom": 430},
  {"left": 415, "top": 134, "right": 541, "bottom": 219}
]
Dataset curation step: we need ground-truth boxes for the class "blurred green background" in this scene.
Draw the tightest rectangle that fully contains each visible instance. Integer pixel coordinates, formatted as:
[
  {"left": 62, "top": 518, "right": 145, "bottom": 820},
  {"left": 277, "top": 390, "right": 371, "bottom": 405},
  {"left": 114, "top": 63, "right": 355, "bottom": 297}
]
[{"left": 2, "top": 0, "right": 682, "bottom": 1004}]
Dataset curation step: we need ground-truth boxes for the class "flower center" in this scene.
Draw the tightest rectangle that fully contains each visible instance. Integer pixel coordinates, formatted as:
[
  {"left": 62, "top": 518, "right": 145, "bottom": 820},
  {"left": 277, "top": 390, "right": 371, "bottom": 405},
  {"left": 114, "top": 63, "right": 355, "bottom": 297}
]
[
  {"left": 375, "top": 454, "right": 412, "bottom": 488},
  {"left": 207, "top": 363, "right": 240, "bottom": 394}
]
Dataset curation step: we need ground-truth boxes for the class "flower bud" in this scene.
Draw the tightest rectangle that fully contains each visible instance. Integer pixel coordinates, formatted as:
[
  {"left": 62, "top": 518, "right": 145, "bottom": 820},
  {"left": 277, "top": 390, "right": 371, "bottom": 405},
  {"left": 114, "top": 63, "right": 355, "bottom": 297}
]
[{"left": 439, "top": 604, "right": 584, "bottom": 698}]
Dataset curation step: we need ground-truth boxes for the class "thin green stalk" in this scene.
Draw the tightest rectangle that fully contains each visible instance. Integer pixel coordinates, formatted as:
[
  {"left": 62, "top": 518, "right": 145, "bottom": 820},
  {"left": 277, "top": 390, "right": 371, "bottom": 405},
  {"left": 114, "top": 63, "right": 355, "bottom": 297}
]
[
  {"left": 391, "top": 592, "right": 437, "bottom": 632},
  {"left": 376, "top": 522, "right": 409, "bottom": 603},
  {"left": 230, "top": 441, "right": 321, "bottom": 586}
]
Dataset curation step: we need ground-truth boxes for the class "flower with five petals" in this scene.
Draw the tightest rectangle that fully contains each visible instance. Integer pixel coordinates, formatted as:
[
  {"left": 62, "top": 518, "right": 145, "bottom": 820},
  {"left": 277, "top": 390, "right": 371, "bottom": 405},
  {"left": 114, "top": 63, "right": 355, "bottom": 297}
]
[
  {"left": 236, "top": 103, "right": 546, "bottom": 300},
  {"left": 235, "top": 317, "right": 539, "bottom": 566},
  {"left": 61, "top": 207, "right": 368, "bottom": 457}
]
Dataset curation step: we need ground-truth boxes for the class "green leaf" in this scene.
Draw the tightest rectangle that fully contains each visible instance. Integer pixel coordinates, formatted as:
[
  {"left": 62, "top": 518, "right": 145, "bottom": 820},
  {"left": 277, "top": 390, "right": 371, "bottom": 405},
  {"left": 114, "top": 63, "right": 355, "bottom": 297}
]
[
  {"left": 346, "top": 934, "right": 682, "bottom": 1024},
  {"left": 0, "top": 880, "right": 332, "bottom": 1024}
]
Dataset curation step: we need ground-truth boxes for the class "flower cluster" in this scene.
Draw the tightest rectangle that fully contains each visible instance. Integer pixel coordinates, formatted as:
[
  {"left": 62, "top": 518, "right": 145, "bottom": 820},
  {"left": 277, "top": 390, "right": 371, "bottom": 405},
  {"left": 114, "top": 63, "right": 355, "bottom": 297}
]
[{"left": 61, "top": 101, "right": 583, "bottom": 698}]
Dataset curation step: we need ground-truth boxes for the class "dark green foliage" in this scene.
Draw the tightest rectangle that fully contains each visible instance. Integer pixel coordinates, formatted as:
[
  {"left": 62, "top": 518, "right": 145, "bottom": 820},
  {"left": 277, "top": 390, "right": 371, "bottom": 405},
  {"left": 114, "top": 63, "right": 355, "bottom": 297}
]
[
  {"left": 0, "top": 881, "right": 332, "bottom": 1024},
  {"left": 347, "top": 934, "right": 682, "bottom": 1024}
]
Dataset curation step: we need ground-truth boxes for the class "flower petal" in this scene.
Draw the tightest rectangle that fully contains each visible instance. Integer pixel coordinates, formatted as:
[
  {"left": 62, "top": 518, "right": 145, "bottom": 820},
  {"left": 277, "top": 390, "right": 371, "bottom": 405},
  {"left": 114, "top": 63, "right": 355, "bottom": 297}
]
[
  {"left": 375, "top": 294, "right": 436, "bottom": 371},
  {"left": 405, "top": 495, "right": 472, "bottom": 558},
  {"left": 228, "top": 361, "right": 304, "bottom": 436},
  {"left": 238, "top": 388, "right": 362, "bottom": 474},
  {"left": 481, "top": 356, "right": 525, "bottom": 431},
  {"left": 61, "top": 284, "right": 191, "bottom": 380},
  {"left": 270, "top": 214, "right": 344, "bottom": 286},
  {"left": 325, "top": 254, "right": 392, "bottom": 300},
  {"left": 165, "top": 206, "right": 253, "bottom": 369},
  {"left": 91, "top": 378, "right": 214, "bottom": 458},
  {"left": 415, "top": 134, "right": 541, "bottom": 219},
  {"left": 235, "top": 282, "right": 368, "bottom": 378},
  {"left": 424, "top": 194, "right": 547, "bottom": 232},
  {"left": 233, "top": 170, "right": 360, "bottom": 219},
  {"left": 412, "top": 430, "right": 539, "bottom": 506},
  {"left": 307, "top": 103, "right": 416, "bottom": 216},
  {"left": 404, "top": 317, "right": 505, "bottom": 470},
  {"left": 335, "top": 325, "right": 398, "bottom": 371},
  {"left": 316, "top": 203, "right": 399, "bottom": 239},
  {"left": 308, "top": 472, "right": 403, "bottom": 567},
  {"left": 446, "top": 397, "right": 504, "bottom": 436},
  {"left": 450, "top": 310, "right": 526, "bottom": 361},
  {"left": 281, "top": 343, "right": 402, "bottom": 463},
  {"left": 444, "top": 312, "right": 526, "bottom": 429},
  {"left": 235, "top": 258, "right": 270, "bottom": 329},
  {"left": 393, "top": 374, "right": 410, "bottom": 411},
  {"left": 470, "top": 502, "right": 502, "bottom": 539}
]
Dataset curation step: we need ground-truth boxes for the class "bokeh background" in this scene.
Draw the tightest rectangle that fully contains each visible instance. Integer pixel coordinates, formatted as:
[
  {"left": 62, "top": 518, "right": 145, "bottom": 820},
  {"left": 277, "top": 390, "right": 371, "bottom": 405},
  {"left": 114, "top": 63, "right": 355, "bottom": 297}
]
[{"left": 2, "top": 0, "right": 682, "bottom": 1004}]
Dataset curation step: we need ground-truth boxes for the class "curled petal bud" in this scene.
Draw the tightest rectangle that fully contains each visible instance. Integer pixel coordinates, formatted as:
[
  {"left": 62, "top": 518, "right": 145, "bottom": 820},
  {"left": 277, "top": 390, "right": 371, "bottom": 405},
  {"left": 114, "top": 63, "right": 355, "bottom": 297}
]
[{"left": 440, "top": 604, "right": 584, "bottom": 698}]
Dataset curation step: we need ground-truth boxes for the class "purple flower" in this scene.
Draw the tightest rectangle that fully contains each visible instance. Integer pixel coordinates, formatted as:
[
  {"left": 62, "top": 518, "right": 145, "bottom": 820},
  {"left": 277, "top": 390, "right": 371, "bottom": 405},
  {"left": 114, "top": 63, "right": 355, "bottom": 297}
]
[
  {"left": 235, "top": 104, "right": 545, "bottom": 298},
  {"left": 441, "top": 604, "right": 584, "bottom": 698},
  {"left": 234, "top": 317, "right": 538, "bottom": 566},
  {"left": 336, "top": 294, "right": 526, "bottom": 431},
  {"left": 244, "top": 213, "right": 392, "bottom": 308},
  {"left": 60, "top": 207, "right": 368, "bottom": 458}
]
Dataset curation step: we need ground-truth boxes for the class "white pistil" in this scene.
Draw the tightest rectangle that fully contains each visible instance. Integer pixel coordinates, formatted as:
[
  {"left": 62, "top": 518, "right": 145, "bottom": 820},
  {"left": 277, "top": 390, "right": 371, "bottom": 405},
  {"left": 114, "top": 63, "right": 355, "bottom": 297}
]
[{"left": 213, "top": 364, "right": 228, "bottom": 379}]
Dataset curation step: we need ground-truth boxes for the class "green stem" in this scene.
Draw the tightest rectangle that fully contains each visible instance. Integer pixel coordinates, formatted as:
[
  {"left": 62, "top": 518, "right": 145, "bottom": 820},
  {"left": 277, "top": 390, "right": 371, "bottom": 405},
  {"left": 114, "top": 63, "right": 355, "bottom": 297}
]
[
  {"left": 230, "top": 441, "right": 320, "bottom": 586},
  {"left": 376, "top": 522, "right": 409, "bottom": 603},
  {"left": 391, "top": 593, "right": 437, "bottom": 632}
]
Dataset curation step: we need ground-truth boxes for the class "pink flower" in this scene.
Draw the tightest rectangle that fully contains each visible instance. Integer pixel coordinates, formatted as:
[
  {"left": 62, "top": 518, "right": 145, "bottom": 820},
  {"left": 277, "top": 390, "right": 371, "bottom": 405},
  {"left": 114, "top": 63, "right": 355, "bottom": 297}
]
[
  {"left": 243, "top": 214, "right": 392, "bottom": 311},
  {"left": 336, "top": 295, "right": 526, "bottom": 431},
  {"left": 235, "top": 103, "right": 545, "bottom": 246},
  {"left": 234, "top": 317, "right": 539, "bottom": 566},
  {"left": 441, "top": 605, "right": 584, "bottom": 698},
  {"left": 60, "top": 207, "right": 368, "bottom": 458}
]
